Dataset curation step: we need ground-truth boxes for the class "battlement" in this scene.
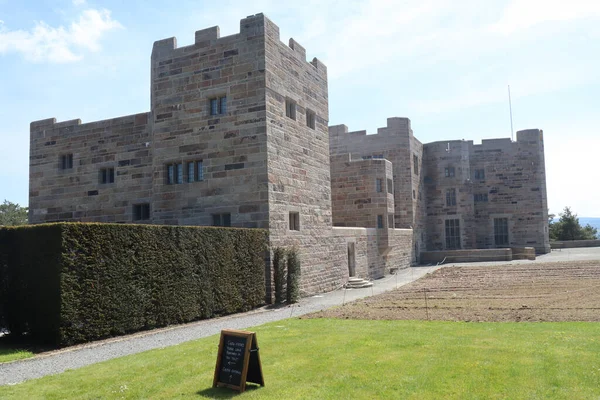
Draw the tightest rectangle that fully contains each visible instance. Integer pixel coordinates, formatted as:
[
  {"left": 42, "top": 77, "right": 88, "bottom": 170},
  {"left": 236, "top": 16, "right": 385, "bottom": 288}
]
[
  {"left": 151, "top": 13, "right": 325, "bottom": 73},
  {"left": 30, "top": 113, "right": 150, "bottom": 138},
  {"left": 329, "top": 117, "right": 412, "bottom": 138}
]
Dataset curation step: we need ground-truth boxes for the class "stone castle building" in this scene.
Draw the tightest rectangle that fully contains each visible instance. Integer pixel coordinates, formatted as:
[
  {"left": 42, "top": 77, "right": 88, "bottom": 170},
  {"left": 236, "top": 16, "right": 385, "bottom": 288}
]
[{"left": 29, "top": 14, "right": 550, "bottom": 295}]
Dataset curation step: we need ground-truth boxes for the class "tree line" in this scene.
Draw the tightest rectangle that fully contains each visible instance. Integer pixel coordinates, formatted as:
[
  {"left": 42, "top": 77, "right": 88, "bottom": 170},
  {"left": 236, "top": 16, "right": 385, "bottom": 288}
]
[{"left": 549, "top": 206, "right": 598, "bottom": 241}]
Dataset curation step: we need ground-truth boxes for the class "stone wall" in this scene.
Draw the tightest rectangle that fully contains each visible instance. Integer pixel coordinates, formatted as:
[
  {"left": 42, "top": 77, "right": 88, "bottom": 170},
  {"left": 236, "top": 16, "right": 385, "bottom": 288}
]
[
  {"left": 149, "top": 14, "right": 270, "bottom": 228},
  {"left": 29, "top": 114, "right": 152, "bottom": 223},
  {"left": 329, "top": 118, "right": 424, "bottom": 262},
  {"left": 421, "top": 249, "right": 512, "bottom": 263},
  {"left": 330, "top": 154, "right": 394, "bottom": 228},
  {"left": 262, "top": 16, "right": 340, "bottom": 295},
  {"left": 551, "top": 240, "right": 600, "bottom": 249},
  {"left": 423, "top": 129, "right": 550, "bottom": 254}
]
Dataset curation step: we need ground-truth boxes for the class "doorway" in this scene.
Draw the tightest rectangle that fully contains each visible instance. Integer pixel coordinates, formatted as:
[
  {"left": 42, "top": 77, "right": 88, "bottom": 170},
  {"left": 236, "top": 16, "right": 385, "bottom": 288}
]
[{"left": 347, "top": 242, "right": 356, "bottom": 277}]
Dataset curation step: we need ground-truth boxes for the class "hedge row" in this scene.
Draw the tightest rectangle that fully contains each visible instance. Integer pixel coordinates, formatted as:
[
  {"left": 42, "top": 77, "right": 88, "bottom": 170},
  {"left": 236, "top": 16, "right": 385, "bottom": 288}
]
[{"left": 0, "top": 223, "right": 268, "bottom": 346}]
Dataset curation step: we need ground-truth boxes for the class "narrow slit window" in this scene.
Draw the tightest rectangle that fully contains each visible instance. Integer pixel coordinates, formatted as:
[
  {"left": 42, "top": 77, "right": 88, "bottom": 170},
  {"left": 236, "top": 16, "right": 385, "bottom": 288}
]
[
  {"left": 289, "top": 212, "right": 300, "bottom": 231},
  {"left": 306, "top": 109, "right": 315, "bottom": 129},
  {"left": 285, "top": 99, "right": 296, "bottom": 120}
]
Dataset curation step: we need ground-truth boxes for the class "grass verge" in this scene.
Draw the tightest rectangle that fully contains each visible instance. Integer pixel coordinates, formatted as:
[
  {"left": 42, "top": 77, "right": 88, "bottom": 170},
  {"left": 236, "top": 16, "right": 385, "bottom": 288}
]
[{"left": 0, "top": 319, "right": 599, "bottom": 399}]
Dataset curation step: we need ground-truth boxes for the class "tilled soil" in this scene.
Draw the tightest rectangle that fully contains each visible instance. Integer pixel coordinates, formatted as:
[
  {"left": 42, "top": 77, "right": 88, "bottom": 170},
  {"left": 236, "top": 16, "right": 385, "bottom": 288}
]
[{"left": 304, "top": 261, "right": 600, "bottom": 322}]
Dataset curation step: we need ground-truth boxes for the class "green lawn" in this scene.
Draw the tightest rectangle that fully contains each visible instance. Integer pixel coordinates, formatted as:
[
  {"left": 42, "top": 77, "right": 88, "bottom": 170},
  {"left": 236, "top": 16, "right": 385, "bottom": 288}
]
[{"left": 1, "top": 319, "right": 599, "bottom": 399}]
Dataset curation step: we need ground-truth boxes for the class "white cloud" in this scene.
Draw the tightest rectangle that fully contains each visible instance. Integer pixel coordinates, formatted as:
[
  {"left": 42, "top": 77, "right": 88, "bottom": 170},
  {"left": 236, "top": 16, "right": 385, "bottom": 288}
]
[
  {"left": 0, "top": 9, "right": 122, "bottom": 63},
  {"left": 491, "top": 0, "right": 600, "bottom": 34}
]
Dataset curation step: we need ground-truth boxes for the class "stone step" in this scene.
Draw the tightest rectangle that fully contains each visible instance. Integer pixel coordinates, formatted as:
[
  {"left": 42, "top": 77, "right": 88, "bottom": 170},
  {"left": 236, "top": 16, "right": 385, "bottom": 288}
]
[{"left": 345, "top": 277, "right": 373, "bottom": 289}]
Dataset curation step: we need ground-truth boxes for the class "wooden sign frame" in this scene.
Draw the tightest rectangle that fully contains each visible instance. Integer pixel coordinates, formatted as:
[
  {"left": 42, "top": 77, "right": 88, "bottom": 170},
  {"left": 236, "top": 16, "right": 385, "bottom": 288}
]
[{"left": 213, "top": 329, "right": 264, "bottom": 393}]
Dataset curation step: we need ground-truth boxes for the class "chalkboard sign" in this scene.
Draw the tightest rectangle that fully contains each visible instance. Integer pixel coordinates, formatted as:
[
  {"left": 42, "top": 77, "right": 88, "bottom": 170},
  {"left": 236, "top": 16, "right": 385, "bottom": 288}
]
[{"left": 213, "top": 329, "right": 264, "bottom": 392}]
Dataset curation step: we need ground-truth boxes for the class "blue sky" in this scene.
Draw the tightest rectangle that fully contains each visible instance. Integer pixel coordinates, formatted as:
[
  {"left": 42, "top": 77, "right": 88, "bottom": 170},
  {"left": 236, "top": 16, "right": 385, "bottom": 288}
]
[{"left": 1, "top": 0, "right": 599, "bottom": 216}]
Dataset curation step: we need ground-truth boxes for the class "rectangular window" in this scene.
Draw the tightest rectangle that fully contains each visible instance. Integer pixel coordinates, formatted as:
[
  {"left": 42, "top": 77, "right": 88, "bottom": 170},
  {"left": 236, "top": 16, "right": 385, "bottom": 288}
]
[
  {"left": 494, "top": 218, "right": 509, "bottom": 246},
  {"left": 413, "top": 155, "right": 419, "bottom": 175},
  {"left": 99, "top": 167, "right": 115, "bottom": 184},
  {"left": 387, "top": 179, "right": 393, "bottom": 194},
  {"left": 285, "top": 99, "right": 296, "bottom": 120},
  {"left": 210, "top": 96, "right": 227, "bottom": 115},
  {"left": 446, "top": 188, "right": 457, "bottom": 206},
  {"left": 474, "top": 169, "right": 485, "bottom": 180},
  {"left": 289, "top": 212, "right": 300, "bottom": 231},
  {"left": 187, "top": 162, "right": 195, "bottom": 183},
  {"left": 388, "top": 214, "right": 394, "bottom": 229},
  {"left": 474, "top": 193, "right": 489, "bottom": 202},
  {"left": 212, "top": 213, "right": 231, "bottom": 227},
  {"left": 445, "top": 219, "right": 461, "bottom": 249},
  {"left": 220, "top": 96, "right": 227, "bottom": 114},
  {"left": 167, "top": 164, "right": 174, "bottom": 184},
  {"left": 376, "top": 178, "right": 383, "bottom": 193},
  {"left": 306, "top": 109, "right": 315, "bottom": 129},
  {"left": 373, "top": 154, "right": 384, "bottom": 159},
  {"left": 176, "top": 163, "right": 183, "bottom": 184},
  {"left": 362, "top": 155, "right": 373, "bottom": 160},
  {"left": 166, "top": 163, "right": 184, "bottom": 184},
  {"left": 196, "top": 161, "right": 204, "bottom": 181},
  {"left": 133, "top": 203, "right": 150, "bottom": 221},
  {"left": 60, "top": 154, "right": 73, "bottom": 170},
  {"left": 377, "top": 215, "right": 384, "bottom": 229},
  {"left": 444, "top": 167, "right": 455, "bottom": 177}
]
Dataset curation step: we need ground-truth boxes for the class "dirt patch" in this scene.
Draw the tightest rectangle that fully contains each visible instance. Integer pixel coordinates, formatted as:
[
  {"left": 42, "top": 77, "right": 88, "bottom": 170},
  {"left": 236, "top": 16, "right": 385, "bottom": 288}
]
[{"left": 304, "top": 261, "right": 600, "bottom": 322}]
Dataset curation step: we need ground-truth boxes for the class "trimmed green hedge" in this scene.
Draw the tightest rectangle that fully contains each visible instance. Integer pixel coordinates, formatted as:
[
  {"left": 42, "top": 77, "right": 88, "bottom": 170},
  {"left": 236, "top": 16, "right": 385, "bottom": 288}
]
[
  {"left": 286, "top": 248, "right": 300, "bottom": 304},
  {"left": 0, "top": 223, "right": 267, "bottom": 346},
  {"left": 273, "top": 248, "right": 286, "bottom": 304}
]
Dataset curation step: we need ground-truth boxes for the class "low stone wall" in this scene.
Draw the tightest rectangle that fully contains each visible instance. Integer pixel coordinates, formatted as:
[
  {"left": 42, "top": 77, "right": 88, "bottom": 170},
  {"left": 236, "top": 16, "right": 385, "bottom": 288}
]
[
  {"left": 551, "top": 240, "right": 600, "bottom": 249},
  {"left": 421, "top": 249, "right": 512, "bottom": 264},
  {"left": 511, "top": 247, "right": 536, "bottom": 260}
]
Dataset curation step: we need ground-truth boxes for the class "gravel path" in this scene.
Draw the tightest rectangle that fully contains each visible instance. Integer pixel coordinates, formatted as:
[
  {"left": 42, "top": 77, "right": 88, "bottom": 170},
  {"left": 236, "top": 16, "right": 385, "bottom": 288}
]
[{"left": 0, "top": 266, "right": 439, "bottom": 386}]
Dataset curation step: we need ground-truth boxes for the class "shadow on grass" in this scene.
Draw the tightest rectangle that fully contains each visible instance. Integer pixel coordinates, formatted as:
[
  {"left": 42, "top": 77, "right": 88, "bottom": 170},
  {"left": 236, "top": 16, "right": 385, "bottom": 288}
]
[
  {"left": 197, "top": 384, "right": 261, "bottom": 398},
  {"left": 0, "top": 333, "right": 54, "bottom": 363}
]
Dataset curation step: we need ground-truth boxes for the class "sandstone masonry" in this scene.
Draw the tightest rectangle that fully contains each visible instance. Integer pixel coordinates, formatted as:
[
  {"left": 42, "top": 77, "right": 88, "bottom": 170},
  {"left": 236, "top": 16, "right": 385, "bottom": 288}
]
[{"left": 29, "top": 14, "right": 549, "bottom": 296}]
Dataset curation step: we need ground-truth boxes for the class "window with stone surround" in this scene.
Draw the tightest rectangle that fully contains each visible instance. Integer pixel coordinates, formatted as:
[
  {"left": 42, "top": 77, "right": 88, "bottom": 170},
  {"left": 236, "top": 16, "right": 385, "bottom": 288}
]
[
  {"left": 99, "top": 167, "right": 115, "bottom": 184},
  {"left": 209, "top": 96, "right": 227, "bottom": 115},
  {"left": 212, "top": 213, "right": 231, "bottom": 227},
  {"left": 376, "top": 178, "right": 383, "bottom": 193},
  {"left": 388, "top": 214, "right": 394, "bottom": 229},
  {"left": 377, "top": 214, "right": 384, "bottom": 229},
  {"left": 187, "top": 160, "right": 203, "bottom": 183},
  {"left": 306, "top": 109, "right": 315, "bottom": 129},
  {"left": 166, "top": 163, "right": 184, "bottom": 184},
  {"left": 285, "top": 98, "right": 296, "bottom": 120},
  {"left": 60, "top": 154, "right": 73, "bottom": 170},
  {"left": 387, "top": 179, "right": 393, "bottom": 194},
  {"left": 444, "top": 166, "right": 455, "bottom": 177},
  {"left": 494, "top": 218, "right": 509, "bottom": 246},
  {"left": 474, "top": 193, "right": 488, "bottom": 203},
  {"left": 413, "top": 154, "right": 419, "bottom": 175},
  {"left": 289, "top": 212, "right": 300, "bottom": 231},
  {"left": 445, "top": 219, "right": 461, "bottom": 249},
  {"left": 474, "top": 169, "right": 485, "bottom": 180},
  {"left": 446, "top": 188, "right": 457, "bottom": 206},
  {"left": 133, "top": 203, "right": 150, "bottom": 221}
]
